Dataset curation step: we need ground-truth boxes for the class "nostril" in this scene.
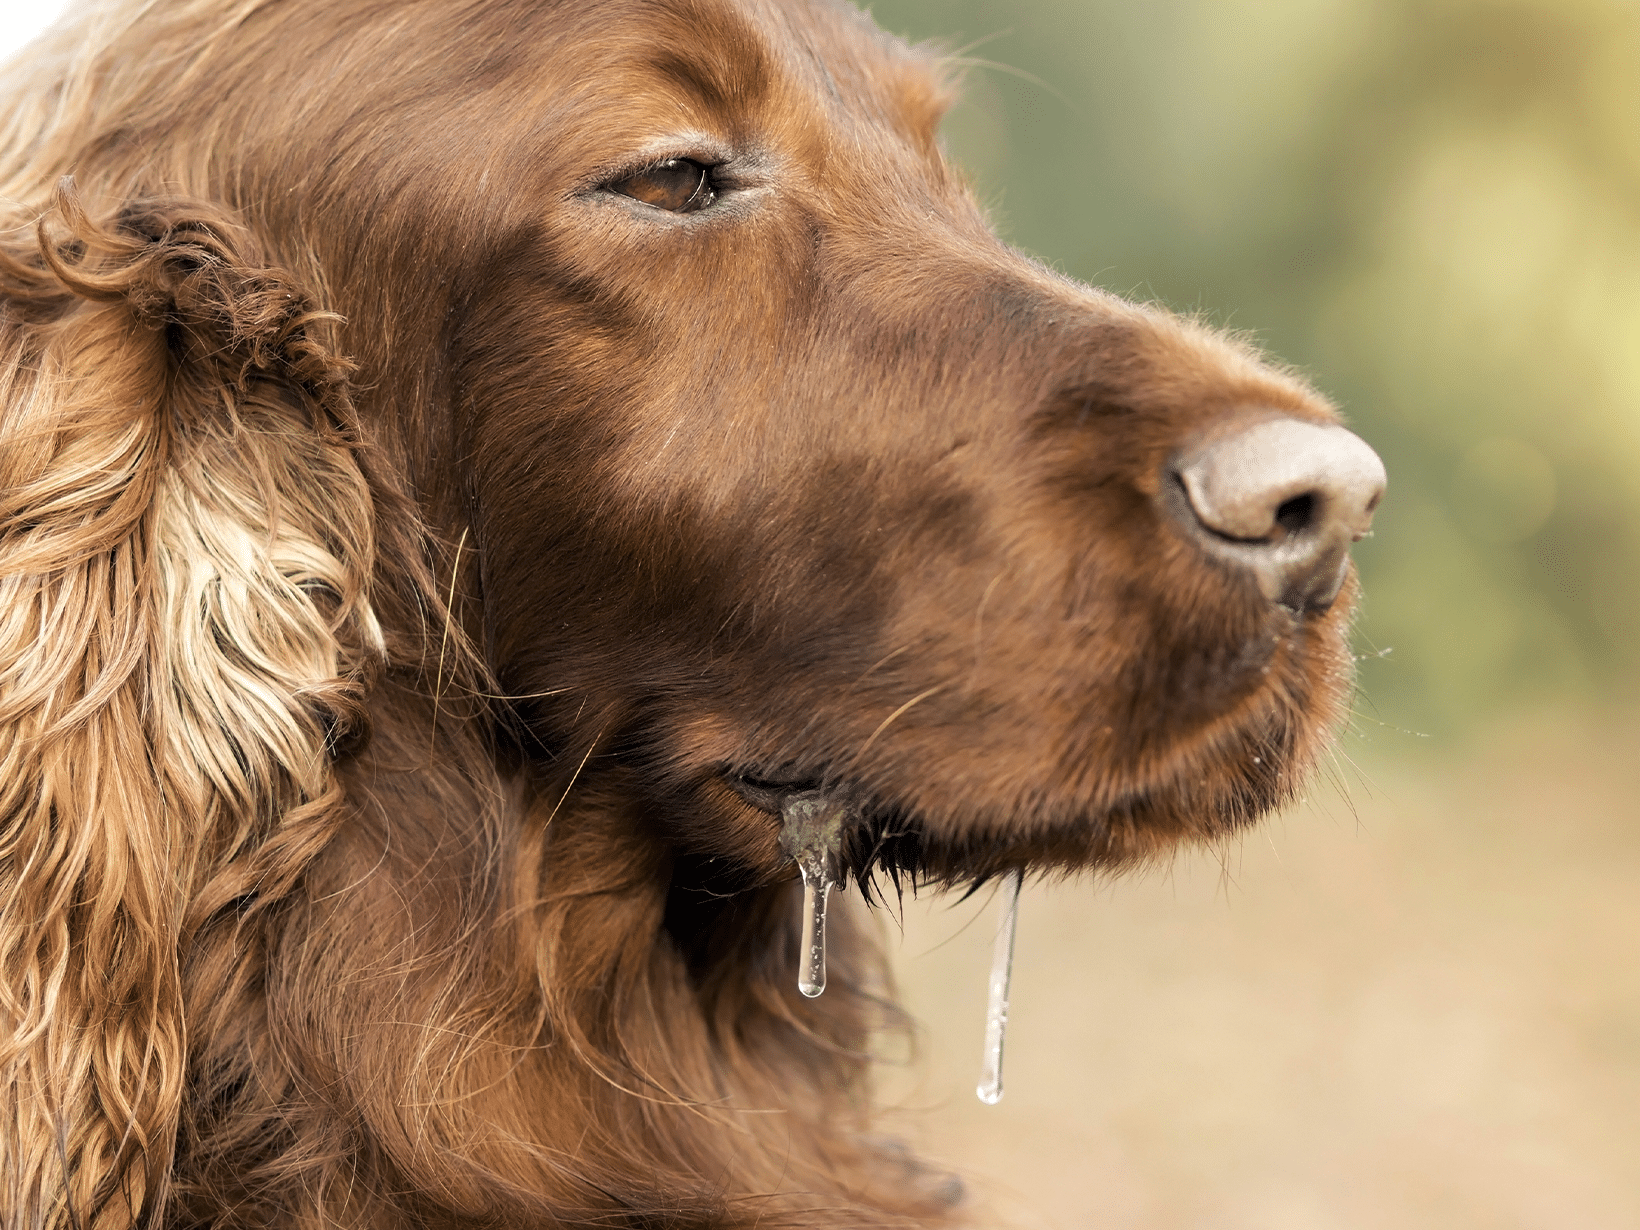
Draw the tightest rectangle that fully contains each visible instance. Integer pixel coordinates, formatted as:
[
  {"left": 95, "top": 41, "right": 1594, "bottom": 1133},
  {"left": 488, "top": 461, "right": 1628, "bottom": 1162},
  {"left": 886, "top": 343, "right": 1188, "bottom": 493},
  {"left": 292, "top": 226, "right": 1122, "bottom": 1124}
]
[{"left": 1273, "top": 492, "right": 1316, "bottom": 538}]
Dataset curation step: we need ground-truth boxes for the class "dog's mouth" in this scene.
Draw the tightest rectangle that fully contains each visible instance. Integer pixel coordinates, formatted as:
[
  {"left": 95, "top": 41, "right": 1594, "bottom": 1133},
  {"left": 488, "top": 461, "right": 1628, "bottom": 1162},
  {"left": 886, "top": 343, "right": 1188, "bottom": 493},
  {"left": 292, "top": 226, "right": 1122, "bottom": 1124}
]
[
  {"left": 716, "top": 692, "right": 1307, "bottom": 891},
  {"left": 724, "top": 769, "right": 822, "bottom": 814},
  {"left": 724, "top": 768, "right": 934, "bottom": 889}
]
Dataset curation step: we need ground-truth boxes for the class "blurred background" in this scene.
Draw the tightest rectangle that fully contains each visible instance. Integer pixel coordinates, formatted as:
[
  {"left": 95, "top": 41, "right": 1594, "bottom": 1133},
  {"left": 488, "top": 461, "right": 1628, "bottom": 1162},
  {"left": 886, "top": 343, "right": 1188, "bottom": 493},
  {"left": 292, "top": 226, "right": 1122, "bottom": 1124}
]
[
  {"left": 2, "top": 0, "right": 1636, "bottom": 1225},
  {"left": 860, "top": 1, "right": 1640, "bottom": 1227}
]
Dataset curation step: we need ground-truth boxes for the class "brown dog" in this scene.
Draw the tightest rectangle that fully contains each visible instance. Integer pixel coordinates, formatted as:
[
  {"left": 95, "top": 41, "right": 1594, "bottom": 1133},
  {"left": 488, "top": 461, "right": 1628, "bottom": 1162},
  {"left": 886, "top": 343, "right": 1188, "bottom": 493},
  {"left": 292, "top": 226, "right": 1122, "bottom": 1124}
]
[{"left": 0, "top": 1, "right": 1383, "bottom": 1226}]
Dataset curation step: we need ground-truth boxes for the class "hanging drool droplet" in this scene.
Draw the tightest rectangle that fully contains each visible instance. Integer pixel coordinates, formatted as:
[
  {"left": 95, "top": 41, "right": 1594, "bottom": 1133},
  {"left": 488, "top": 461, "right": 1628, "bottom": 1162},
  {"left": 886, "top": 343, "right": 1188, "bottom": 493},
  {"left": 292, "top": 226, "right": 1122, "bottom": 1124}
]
[
  {"left": 976, "top": 868, "right": 1024, "bottom": 1105},
  {"left": 796, "top": 863, "right": 831, "bottom": 997},
  {"left": 777, "top": 790, "right": 851, "bottom": 998}
]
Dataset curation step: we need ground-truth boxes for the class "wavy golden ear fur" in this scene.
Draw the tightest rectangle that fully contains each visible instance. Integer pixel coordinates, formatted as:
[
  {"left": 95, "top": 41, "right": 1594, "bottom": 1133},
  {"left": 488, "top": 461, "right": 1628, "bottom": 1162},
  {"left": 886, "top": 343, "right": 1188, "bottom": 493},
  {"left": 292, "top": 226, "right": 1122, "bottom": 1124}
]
[{"left": 0, "top": 181, "right": 381, "bottom": 1230}]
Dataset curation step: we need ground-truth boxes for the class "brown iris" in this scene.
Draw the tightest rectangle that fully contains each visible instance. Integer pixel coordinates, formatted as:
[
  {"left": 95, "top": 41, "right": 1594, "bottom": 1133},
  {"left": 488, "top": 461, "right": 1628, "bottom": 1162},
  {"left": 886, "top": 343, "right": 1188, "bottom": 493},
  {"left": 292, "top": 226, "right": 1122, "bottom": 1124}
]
[{"left": 609, "top": 158, "right": 715, "bottom": 213}]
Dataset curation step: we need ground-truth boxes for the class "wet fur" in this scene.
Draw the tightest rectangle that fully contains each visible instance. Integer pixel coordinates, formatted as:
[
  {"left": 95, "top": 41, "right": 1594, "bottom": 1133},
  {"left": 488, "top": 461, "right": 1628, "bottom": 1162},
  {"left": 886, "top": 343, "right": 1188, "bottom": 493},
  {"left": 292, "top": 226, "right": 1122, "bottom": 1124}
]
[{"left": 0, "top": 1, "right": 1356, "bottom": 1227}]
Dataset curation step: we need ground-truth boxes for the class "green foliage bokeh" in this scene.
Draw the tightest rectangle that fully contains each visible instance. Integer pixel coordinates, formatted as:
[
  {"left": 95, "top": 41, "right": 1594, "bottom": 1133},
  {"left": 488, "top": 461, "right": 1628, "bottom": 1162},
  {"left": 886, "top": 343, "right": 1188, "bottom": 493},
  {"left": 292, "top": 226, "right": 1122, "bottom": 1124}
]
[{"left": 869, "top": 0, "right": 1640, "bottom": 740}]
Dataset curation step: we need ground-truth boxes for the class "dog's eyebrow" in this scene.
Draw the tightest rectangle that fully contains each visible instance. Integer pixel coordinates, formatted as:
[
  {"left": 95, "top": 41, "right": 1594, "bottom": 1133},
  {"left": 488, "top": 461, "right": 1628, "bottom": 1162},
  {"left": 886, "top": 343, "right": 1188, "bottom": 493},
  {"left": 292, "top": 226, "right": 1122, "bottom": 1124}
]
[{"left": 640, "top": 5, "right": 774, "bottom": 120}]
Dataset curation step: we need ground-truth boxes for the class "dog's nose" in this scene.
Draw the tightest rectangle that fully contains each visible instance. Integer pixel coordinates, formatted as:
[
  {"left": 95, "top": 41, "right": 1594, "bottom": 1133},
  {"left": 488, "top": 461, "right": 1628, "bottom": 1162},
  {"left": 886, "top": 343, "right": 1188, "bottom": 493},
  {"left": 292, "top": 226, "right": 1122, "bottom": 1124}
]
[{"left": 1170, "top": 416, "right": 1386, "bottom": 612}]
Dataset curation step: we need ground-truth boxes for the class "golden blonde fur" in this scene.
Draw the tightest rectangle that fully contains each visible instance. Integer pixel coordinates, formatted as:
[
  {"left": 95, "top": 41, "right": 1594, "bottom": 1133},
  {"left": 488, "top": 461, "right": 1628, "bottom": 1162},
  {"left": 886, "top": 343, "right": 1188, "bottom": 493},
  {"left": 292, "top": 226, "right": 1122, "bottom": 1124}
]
[{"left": 0, "top": 183, "right": 386, "bottom": 1225}]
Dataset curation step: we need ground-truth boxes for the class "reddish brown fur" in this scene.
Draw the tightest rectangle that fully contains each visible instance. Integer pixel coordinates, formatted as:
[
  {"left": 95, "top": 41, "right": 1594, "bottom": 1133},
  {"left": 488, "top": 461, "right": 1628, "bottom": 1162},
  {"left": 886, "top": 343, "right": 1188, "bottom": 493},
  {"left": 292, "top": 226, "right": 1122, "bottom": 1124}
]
[{"left": 0, "top": 1, "right": 1358, "bottom": 1227}]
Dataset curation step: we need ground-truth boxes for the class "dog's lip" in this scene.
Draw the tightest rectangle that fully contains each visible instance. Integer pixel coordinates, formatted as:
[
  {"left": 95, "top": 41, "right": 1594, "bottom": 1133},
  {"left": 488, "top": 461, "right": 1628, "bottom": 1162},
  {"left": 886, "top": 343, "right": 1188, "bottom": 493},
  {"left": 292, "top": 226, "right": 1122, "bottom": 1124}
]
[{"left": 723, "top": 769, "right": 825, "bottom": 813}]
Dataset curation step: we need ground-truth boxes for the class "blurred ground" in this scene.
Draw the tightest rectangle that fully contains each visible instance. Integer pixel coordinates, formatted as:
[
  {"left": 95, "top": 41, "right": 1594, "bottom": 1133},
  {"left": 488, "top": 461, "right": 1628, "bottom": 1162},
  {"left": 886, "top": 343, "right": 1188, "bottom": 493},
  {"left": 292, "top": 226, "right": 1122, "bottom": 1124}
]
[{"left": 878, "top": 709, "right": 1640, "bottom": 1229}]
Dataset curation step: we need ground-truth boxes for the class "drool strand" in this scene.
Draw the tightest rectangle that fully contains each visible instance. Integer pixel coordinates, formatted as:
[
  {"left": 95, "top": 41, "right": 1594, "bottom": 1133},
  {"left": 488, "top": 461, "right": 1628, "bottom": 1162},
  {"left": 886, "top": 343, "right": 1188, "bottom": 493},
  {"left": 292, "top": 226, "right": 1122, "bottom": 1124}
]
[
  {"left": 796, "top": 866, "right": 832, "bottom": 997},
  {"left": 777, "top": 790, "right": 851, "bottom": 999},
  {"left": 976, "top": 868, "right": 1024, "bottom": 1104}
]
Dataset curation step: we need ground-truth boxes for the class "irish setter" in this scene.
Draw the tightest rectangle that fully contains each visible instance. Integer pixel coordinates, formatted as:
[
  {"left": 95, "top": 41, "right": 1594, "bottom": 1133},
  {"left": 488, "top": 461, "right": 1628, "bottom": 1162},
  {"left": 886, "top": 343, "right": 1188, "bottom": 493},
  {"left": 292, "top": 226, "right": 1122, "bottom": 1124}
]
[{"left": 0, "top": 0, "right": 1384, "bottom": 1226}]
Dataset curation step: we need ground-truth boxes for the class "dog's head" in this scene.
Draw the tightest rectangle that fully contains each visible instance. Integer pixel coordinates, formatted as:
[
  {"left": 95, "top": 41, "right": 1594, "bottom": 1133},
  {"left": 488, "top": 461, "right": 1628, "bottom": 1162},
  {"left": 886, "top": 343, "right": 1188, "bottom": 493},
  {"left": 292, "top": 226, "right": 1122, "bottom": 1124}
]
[
  {"left": 21, "top": 0, "right": 1377, "bottom": 885},
  {"left": 208, "top": 0, "right": 1377, "bottom": 887}
]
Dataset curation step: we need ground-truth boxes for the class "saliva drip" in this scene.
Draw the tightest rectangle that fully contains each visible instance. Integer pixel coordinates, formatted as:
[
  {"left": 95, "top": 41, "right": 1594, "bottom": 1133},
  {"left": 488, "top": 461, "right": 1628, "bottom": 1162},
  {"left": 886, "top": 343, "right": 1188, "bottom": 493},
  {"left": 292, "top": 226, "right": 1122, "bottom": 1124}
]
[
  {"left": 976, "top": 868, "right": 1024, "bottom": 1105},
  {"left": 795, "top": 863, "right": 832, "bottom": 997},
  {"left": 777, "top": 790, "right": 851, "bottom": 998}
]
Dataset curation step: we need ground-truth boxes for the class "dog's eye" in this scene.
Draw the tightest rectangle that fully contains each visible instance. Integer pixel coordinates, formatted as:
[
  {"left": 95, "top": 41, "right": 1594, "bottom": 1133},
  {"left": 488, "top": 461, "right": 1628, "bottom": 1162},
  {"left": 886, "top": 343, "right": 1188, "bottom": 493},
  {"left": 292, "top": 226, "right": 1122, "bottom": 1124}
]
[{"left": 609, "top": 158, "right": 716, "bottom": 212}]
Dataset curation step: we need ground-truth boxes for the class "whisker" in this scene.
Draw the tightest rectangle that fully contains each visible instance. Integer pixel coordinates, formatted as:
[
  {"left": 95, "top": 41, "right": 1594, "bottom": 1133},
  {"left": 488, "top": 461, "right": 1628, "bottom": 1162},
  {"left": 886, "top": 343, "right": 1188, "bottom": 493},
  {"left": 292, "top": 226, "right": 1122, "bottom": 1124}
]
[
  {"left": 855, "top": 684, "right": 945, "bottom": 761},
  {"left": 941, "top": 56, "right": 1070, "bottom": 106},
  {"left": 848, "top": 643, "right": 911, "bottom": 692},
  {"left": 941, "top": 28, "right": 1014, "bottom": 62}
]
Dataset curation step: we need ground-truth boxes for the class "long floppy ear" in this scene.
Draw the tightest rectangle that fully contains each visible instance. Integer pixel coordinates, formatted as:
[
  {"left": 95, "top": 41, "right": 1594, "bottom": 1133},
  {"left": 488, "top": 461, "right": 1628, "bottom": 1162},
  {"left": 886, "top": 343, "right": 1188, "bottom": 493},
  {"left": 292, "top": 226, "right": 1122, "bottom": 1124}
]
[{"left": 0, "top": 180, "right": 382, "bottom": 1230}]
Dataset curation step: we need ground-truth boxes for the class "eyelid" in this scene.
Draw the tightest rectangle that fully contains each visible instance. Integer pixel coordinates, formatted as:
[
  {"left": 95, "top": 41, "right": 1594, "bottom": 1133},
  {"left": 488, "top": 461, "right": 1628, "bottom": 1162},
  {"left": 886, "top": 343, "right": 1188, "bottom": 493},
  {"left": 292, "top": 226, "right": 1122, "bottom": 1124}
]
[
  {"left": 586, "top": 133, "right": 735, "bottom": 191},
  {"left": 615, "top": 155, "right": 716, "bottom": 180}
]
